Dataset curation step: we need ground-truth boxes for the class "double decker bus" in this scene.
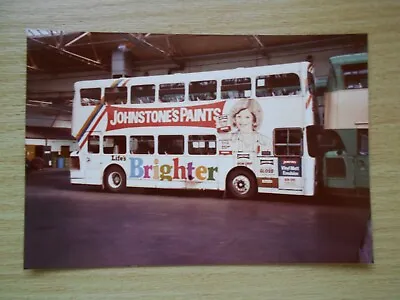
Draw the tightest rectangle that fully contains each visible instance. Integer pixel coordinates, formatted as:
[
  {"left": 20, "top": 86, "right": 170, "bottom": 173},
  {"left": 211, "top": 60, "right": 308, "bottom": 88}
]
[
  {"left": 70, "top": 62, "right": 319, "bottom": 199},
  {"left": 320, "top": 52, "right": 369, "bottom": 197}
]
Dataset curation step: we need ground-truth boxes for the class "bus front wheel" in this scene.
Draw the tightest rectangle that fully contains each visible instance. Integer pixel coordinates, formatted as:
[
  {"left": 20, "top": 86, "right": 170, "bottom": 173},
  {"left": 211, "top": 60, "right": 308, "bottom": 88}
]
[
  {"left": 227, "top": 169, "right": 257, "bottom": 199},
  {"left": 104, "top": 166, "right": 126, "bottom": 193}
]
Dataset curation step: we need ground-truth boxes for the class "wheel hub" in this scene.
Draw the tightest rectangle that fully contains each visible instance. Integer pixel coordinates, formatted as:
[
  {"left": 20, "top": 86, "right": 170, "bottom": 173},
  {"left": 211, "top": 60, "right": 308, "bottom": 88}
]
[
  {"left": 108, "top": 171, "right": 122, "bottom": 189},
  {"left": 232, "top": 175, "right": 250, "bottom": 195},
  {"left": 113, "top": 174, "right": 121, "bottom": 185}
]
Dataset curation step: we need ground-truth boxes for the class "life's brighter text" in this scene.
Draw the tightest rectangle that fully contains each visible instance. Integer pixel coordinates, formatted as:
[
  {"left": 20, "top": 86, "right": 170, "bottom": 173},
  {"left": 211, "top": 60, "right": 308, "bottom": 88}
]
[{"left": 129, "top": 157, "right": 218, "bottom": 181}]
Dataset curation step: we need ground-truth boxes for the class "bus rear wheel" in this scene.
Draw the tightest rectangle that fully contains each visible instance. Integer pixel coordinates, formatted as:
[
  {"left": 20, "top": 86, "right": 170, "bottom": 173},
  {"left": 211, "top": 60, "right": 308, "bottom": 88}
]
[
  {"left": 104, "top": 166, "right": 126, "bottom": 193},
  {"left": 227, "top": 169, "right": 257, "bottom": 200}
]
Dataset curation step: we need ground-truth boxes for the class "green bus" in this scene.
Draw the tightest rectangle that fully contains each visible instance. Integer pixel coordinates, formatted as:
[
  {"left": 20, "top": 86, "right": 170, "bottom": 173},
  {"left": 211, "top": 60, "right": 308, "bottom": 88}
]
[{"left": 318, "top": 53, "right": 369, "bottom": 197}]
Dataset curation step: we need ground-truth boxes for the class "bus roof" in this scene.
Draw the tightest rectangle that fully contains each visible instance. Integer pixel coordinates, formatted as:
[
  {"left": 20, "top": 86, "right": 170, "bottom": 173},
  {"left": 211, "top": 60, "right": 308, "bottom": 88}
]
[
  {"left": 329, "top": 52, "right": 368, "bottom": 66},
  {"left": 74, "top": 61, "right": 311, "bottom": 87}
]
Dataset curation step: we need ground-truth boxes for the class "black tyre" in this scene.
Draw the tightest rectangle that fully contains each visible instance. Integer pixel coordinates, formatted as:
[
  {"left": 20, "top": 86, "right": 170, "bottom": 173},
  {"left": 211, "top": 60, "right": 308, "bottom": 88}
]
[
  {"left": 226, "top": 169, "right": 257, "bottom": 199},
  {"left": 104, "top": 166, "right": 126, "bottom": 193}
]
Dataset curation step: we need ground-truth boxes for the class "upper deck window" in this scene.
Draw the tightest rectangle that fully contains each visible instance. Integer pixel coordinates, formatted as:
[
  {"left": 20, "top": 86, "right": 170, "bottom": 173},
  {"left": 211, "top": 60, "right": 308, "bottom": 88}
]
[
  {"left": 159, "top": 83, "right": 185, "bottom": 102},
  {"left": 342, "top": 63, "right": 368, "bottom": 89},
  {"left": 131, "top": 84, "right": 155, "bottom": 104},
  {"left": 221, "top": 77, "right": 251, "bottom": 99},
  {"left": 189, "top": 80, "right": 217, "bottom": 101},
  {"left": 105, "top": 87, "right": 128, "bottom": 105},
  {"left": 256, "top": 73, "right": 301, "bottom": 97},
  {"left": 80, "top": 88, "right": 101, "bottom": 106}
]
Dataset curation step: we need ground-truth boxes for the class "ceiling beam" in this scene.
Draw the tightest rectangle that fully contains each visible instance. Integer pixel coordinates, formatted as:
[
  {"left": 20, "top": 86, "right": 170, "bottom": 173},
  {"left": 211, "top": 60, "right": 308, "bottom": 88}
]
[
  {"left": 28, "top": 36, "right": 107, "bottom": 71},
  {"left": 253, "top": 35, "right": 264, "bottom": 48},
  {"left": 64, "top": 32, "right": 90, "bottom": 47},
  {"left": 127, "top": 33, "right": 171, "bottom": 57},
  {"left": 127, "top": 33, "right": 184, "bottom": 69}
]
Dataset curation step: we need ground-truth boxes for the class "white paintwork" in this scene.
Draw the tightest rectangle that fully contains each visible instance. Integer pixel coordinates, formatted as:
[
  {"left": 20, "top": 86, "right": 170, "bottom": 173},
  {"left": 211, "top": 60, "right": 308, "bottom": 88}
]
[
  {"left": 70, "top": 62, "right": 316, "bottom": 196},
  {"left": 324, "top": 89, "right": 368, "bottom": 129}
]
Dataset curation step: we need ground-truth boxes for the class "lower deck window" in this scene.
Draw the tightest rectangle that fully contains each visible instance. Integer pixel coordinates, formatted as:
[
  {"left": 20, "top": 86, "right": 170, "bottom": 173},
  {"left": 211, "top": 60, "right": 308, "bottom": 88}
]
[
  {"left": 188, "top": 135, "right": 216, "bottom": 155},
  {"left": 88, "top": 135, "right": 100, "bottom": 153},
  {"left": 130, "top": 136, "right": 154, "bottom": 154},
  {"left": 103, "top": 136, "right": 126, "bottom": 154},
  {"left": 158, "top": 135, "right": 184, "bottom": 155},
  {"left": 358, "top": 129, "right": 369, "bottom": 155}
]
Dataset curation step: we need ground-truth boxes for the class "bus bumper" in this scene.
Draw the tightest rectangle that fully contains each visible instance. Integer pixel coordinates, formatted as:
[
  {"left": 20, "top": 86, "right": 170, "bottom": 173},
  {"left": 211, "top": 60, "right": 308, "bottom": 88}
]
[{"left": 70, "top": 170, "right": 85, "bottom": 185}]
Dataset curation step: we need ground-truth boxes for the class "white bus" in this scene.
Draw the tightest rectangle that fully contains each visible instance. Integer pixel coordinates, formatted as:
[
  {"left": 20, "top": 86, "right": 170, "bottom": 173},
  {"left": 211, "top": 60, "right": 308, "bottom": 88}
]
[{"left": 70, "top": 62, "right": 319, "bottom": 199}]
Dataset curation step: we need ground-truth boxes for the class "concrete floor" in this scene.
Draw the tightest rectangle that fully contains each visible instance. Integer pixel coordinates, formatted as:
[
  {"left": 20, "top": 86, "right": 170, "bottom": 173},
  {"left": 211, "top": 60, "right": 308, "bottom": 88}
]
[{"left": 24, "top": 169, "right": 372, "bottom": 269}]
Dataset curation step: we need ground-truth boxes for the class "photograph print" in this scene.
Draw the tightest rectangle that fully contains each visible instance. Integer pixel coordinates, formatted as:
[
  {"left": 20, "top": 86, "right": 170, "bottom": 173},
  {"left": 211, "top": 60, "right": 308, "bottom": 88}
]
[{"left": 24, "top": 31, "right": 372, "bottom": 269}]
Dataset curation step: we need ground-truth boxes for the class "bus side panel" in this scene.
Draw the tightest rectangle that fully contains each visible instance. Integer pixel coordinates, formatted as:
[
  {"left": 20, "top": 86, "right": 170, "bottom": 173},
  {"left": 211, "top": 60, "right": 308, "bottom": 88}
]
[
  {"left": 325, "top": 89, "right": 368, "bottom": 130},
  {"left": 216, "top": 156, "right": 235, "bottom": 191},
  {"left": 155, "top": 155, "right": 220, "bottom": 191},
  {"left": 302, "top": 156, "right": 316, "bottom": 196},
  {"left": 323, "top": 150, "right": 355, "bottom": 190},
  {"left": 125, "top": 155, "right": 221, "bottom": 191}
]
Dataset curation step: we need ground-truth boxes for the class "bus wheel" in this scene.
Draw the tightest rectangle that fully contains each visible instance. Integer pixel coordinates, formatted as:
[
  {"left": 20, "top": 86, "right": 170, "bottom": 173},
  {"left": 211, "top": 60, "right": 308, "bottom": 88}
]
[
  {"left": 227, "top": 169, "right": 257, "bottom": 199},
  {"left": 104, "top": 166, "right": 126, "bottom": 193}
]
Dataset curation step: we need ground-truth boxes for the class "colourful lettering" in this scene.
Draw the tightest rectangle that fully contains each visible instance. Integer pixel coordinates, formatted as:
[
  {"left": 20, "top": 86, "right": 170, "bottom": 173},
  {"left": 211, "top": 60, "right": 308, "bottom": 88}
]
[
  {"left": 128, "top": 157, "right": 218, "bottom": 182},
  {"left": 187, "top": 162, "right": 195, "bottom": 180},
  {"left": 160, "top": 164, "right": 173, "bottom": 181},
  {"left": 195, "top": 166, "right": 207, "bottom": 180},
  {"left": 207, "top": 167, "right": 218, "bottom": 181},
  {"left": 129, "top": 157, "right": 144, "bottom": 178},
  {"left": 173, "top": 157, "right": 186, "bottom": 179},
  {"left": 153, "top": 159, "right": 159, "bottom": 179},
  {"left": 143, "top": 165, "right": 152, "bottom": 178}
]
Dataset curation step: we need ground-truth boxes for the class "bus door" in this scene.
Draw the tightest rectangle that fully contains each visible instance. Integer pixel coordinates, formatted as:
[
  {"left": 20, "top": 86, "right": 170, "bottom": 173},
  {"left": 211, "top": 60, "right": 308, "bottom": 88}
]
[
  {"left": 83, "top": 132, "right": 103, "bottom": 184},
  {"left": 324, "top": 149, "right": 355, "bottom": 190},
  {"left": 355, "top": 129, "right": 369, "bottom": 189},
  {"left": 318, "top": 129, "right": 355, "bottom": 191}
]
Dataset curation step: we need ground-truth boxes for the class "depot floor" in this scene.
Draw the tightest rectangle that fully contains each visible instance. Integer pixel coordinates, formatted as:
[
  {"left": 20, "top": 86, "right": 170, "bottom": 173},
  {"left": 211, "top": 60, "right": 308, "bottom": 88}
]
[{"left": 24, "top": 169, "right": 372, "bottom": 269}]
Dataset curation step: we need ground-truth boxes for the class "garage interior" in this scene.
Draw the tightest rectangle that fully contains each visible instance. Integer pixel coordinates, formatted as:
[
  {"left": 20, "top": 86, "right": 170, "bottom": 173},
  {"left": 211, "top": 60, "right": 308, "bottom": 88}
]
[{"left": 26, "top": 30, "right": 367, "bottom": 168}]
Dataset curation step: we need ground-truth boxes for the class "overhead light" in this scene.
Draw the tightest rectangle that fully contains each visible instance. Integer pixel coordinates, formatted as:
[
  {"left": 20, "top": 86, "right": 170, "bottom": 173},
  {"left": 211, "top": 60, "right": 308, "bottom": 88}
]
[{"left": 117, "top": 44, "right": 131, "bottom": 52}]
